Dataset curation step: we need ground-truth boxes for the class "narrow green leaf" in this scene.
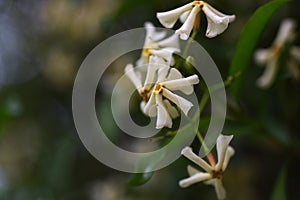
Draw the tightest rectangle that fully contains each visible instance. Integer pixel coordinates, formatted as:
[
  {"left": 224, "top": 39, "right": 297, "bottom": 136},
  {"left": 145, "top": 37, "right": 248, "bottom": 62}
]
[
  {"left": 229, "top": 0, "right": 290, "bottom": 97},
  {"left": 271, "top": 165, "right": 287, "bottom": 200}
]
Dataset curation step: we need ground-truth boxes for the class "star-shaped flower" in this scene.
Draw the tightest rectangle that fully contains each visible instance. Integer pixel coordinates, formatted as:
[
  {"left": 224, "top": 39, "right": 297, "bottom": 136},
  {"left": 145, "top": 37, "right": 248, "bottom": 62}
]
[
  {"left": 137, "top": 22, "right": 180, "bottom": 66},
  {"left": 156, "top": 1, "right": 235, "bottom": 40},
  {"left": 179, "top": 134, "right": 235, "bottom": 200},
  {"left": 125, "top": 55, "right": 199, "bottom": 129},
  {"left": 254, "top": 18, "right": 300, "bottom": 88}
]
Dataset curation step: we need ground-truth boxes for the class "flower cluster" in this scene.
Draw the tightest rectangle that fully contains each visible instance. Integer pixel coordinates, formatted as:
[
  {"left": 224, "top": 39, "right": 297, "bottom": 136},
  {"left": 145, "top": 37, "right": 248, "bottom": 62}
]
[
  {"left": 254, "top": 18, "right": 300, "bottom": 88},
  {"left": 124, "top": 1, "right": 236, "bottom": 199}
]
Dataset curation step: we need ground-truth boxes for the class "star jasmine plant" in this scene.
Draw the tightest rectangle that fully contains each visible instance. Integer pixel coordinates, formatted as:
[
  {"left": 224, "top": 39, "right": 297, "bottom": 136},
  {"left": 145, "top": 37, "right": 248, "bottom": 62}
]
[
  {"left": 125, "top": 55, "right": 199, "bottom": 129},
  {"left": 156, "top": 1, "right": 235, "bottom": 40},
  {"left": 179, "top": 134, "right": 235, "bottom": 200},
  {"left": 137, "top": 22, "right": 181, "bottom": 66}
]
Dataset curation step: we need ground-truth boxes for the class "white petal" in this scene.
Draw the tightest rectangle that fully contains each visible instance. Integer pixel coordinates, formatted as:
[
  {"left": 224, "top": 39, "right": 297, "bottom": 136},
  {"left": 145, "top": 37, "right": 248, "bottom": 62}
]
[
  {"left": 165, "top": 67, "right": 182, "bottom": 81},
  {"left": 150, "top": 47, "right": 179, "bottom": 66},
  {"left": 176, "top": 5, "right": 201, "bottom": 40},
  {"left": 157, "top": 66, "right": 170, "bottom": 82},
  {"left": 144, "top": 56, "right": 160, "bottom": 90},
  {"left": 124, "top": 64, "right": 143, "bottom": 90},
  {"left": 202, "top": 3, "right": 235, "bottom": 38},
  {"left": 214, "top": 179, "right": 226, "bottom": 200},
  {"left": 254, "top": 49, "right": 273, "bottom": 65},
  {"left": 156, "top": 94, "right": 172, "bottom": 129},
  {"left": 162, "top": 88, "right": 193, "bottom": 116},
  {"left": 142, "top": 92, "right": 157, "bottom": 117},
  {"left": 162, "top": 74, "right": 199, "bottom": 95},
  {"left": 181, "top": 147, "right": 213, "bottom": 172},
  {"left": 187, "top": 165, "right": 200, "bottom": 176},
  {"left": 157, "top": 33, "right": 181, "bottom": 50},
  {"left": 256, "top": 58, "right": 278, "bottom": 88},
  {"left": 156, "top": 2, "right": 194, "bottom": 28},
  {"left": 274, "top": 18, "right": 297, "bottom": 46},
  {"left": 222, "top": 146, "right": 235, "bottom": 171},
  {"left": 163, "top": 99, "right": 179, "bottom": 119},
  {"left": 144, "top": 21, "right": 166, "bottom": 42},
  {"left": 179, "top": 172, "right": 212, "bottom": 188},
  {"left": 215, "top": 134, "right": 234, "bottom": 171},
  {"left": 179, "top": 10, "right": 191, "bottom": 23}
]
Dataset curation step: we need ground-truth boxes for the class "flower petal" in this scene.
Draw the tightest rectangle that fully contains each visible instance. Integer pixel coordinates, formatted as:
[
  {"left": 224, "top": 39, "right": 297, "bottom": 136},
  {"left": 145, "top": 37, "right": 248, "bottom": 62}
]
[
  {"left": 162, "top": 74, "right": 199, "bottom": 95},
  {"left": 144, "top": 56, "right": 160, "bottom": 90},
  {"left": 179, "top": 172, "right": 212, "bottom": 188},
  {"left": 215, "top": 134, "right": 234, "bottom": 171},
  {"left": 202, "top": 3, "right": 235, "bottom": 38},
  {"left": 162, "top": 88, "right": 193, "bottom": 116},
  {"left": 214, "top": 179, "right": 226, "bottom": 200},
  {"left": 124, "top": 64, "right": 143, "bottom": 91},
  {"left": 222, "top": 146, "right": 235, "bottom": 171},
  {"left": 157, "top": 33, "right": 181, "bottom": 50},
  {"left": 145, "top": 22, "right": 167, "bottom": 42},
  {"left": 150, "top": 47, "right": 179, "bottom": 66},
  {"left": 254, "top": 49, "right": 273, "bottom": 65},
  {"left": 156, "top": 94, "right": 172, "bottom": 129},
  {"left": 163, "top": 99, "right": 179, "bottom": 119},
  {"left": 157, "top": 2, "right": 194, "bottom": 28},
  {"left": 142, "top": 92, "right": 157, "bottom": 117},
  {"left": 181, "top": 147, "right": 213, "bottom": 172},
  {"left": 157, "top": 66, "right": 170, "bottom": 82},
  {"left": 256, "top": 58, "right": 278, "bottom": 88},
  {"left": 176, "top": 5, "right": 201, "bottom": 40},
  {"left": 274, "top": 18, "right": 297, "bottom": 46},
  {"left": 179, "top": 10, "right": 191, "bottom": 23}
]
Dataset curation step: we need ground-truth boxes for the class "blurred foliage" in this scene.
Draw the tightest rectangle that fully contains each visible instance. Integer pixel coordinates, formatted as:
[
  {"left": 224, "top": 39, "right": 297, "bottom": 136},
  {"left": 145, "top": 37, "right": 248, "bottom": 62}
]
[{"left": 0, "top": 0, "right": 300, "bottom": 200}]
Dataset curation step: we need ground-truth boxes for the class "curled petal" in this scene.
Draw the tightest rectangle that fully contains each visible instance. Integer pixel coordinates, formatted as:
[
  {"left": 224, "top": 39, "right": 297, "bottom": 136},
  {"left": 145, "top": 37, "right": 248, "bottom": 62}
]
[
  {"left": 124, "top": 64, "right": 143, "bottom": 90},
  {"left": 254, "top": 49, "right": 273, "bottom": 65},
  {"left": 144, "top": 22, "right": 166, "bottom": 43},
  {"left": 274, "top": 18, "right": 297, "bottom": 46},
  {"left": 179, "top": 10, "right": 191, "bottom": 23},
  {"left": 156, "top": 94, "right": 172, "bottom": 129},
  {"left": 163, "top": 100, "right": 179, "bottom": 119},
  {"left": 142, "top": 92, "right": 157, "bottom": 117},
  {"left": 179, "top": 172, "right": 211, "bottom": 188},
  {"left": 157, "top": 33, "right": 181, "bottom": 50},
  {"left": 162, "top": 74, "right": 199, "bottom": 95},
  {"left": 157, "top": 2, "right": 194, "bottom": 28},
  {"left": 165, "top": 67, "right": 182, "bottom": 81},
  {"left": 202, "top": 3, "right": 235, "bottom": 38},
  {"left": 222, "top": 146, "right": 235, "bottom": 171},
  {"left": 256, "top": 58, "right": 278, "bottom": 88},
  {"left": 157, "top": 66, "right": 170, "bottom": 82},
  {"left": 144, "top": 56, "right": 160, "bottom": 90},
  {"left": 215, "top": 134, "right": 234, "bottom": 171},
  {"left": 162, "top": 88, "right": 193, "bottom": 116},
  {"left": 176, "top": 5, "right": 201, "bottom": 40},
  {"left": 149, "top": 47, "right": 179, "bottom": 66},
  {"left": 181, "top": 147, "right": 213, "bottom": 172}
]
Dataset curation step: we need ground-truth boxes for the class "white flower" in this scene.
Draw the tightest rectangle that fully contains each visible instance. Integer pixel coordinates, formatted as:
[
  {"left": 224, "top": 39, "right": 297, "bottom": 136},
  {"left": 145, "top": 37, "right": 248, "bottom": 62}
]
[
  {"left": 137, "top": 22, "right": 180, "bottom": 66},
  {"left": 156, "top": 1, "right": 235, "bottom": 40},
  {"left": 255, "top": 18, "right": 300, "bottom": 88},
  {"left": 125, "top": 56, "right": 199, "bottom": 129},
  {"left": 179, "top": 134, "right": 235, "bottom": 200}
]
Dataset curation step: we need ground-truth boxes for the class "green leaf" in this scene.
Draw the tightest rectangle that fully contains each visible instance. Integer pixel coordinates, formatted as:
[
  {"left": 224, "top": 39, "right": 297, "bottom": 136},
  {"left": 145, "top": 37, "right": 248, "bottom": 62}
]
[
  {"left": 229, "top": 0, "right": 290, "bottom": 97},
  {"left": 271, "top": 165, "right": 287, "bottom": 200},
  {"left": 128, "top": 171, "right": 154, "bottom": 186}
]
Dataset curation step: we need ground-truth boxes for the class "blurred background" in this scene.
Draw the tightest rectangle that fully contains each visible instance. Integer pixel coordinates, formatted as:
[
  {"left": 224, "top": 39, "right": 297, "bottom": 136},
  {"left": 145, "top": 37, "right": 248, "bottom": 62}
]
[{"left": 0, "top": 0, "right": 299, "bottom": 199}]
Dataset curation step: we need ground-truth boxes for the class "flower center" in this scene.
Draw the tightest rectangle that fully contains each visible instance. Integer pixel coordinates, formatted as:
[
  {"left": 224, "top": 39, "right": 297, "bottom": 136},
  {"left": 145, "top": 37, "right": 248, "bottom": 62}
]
[
  {"left": 211, "top": 170, "right": 223, "bottom": 179},
  {"left": 192, "top": 1, "right": 204, "bottom": 8},
  {"left": 153, "top": 83, "right": 163, "bottom": 94},
  {"left": 139, "top": 88, "right": 149, "bottom": 102},
  {"left": 142, "top": 47, "right": 150, "bottom": 57}
]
